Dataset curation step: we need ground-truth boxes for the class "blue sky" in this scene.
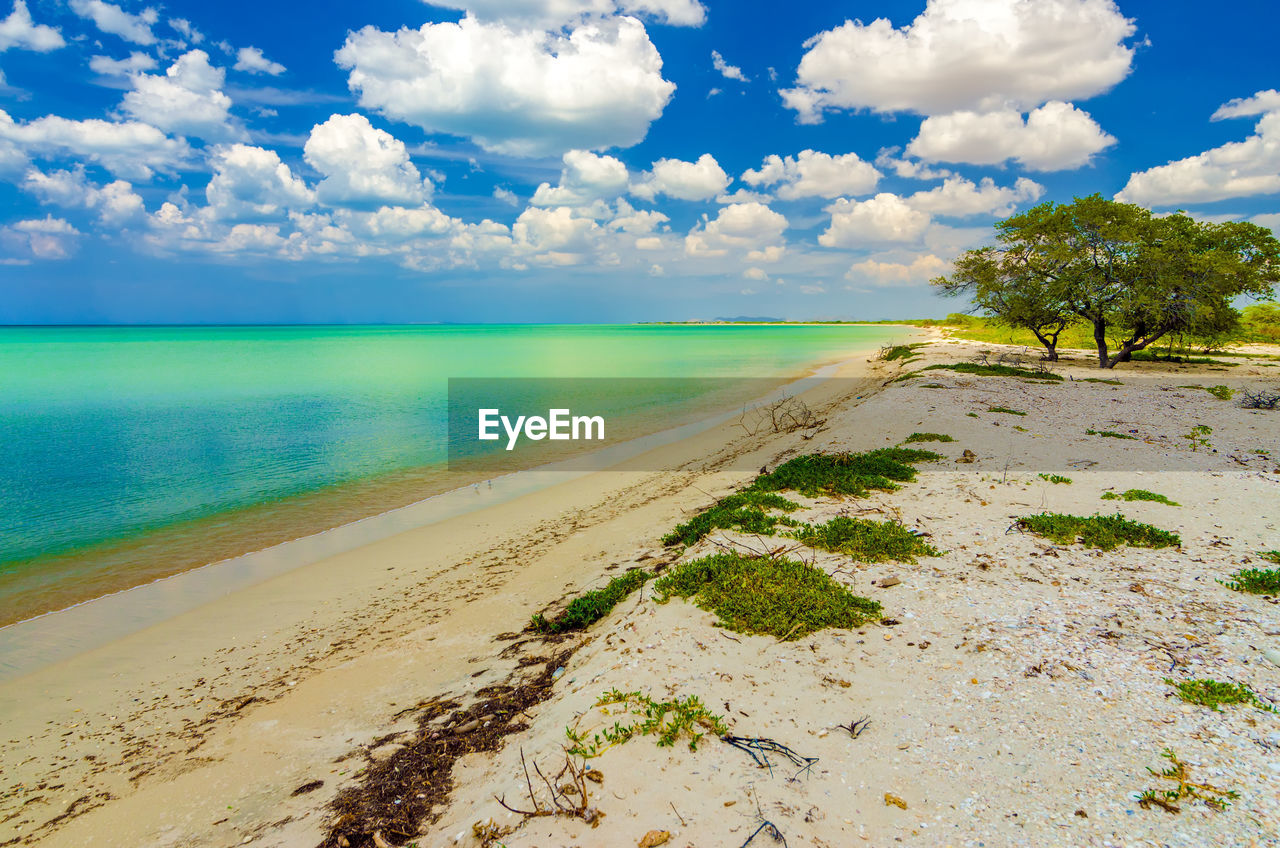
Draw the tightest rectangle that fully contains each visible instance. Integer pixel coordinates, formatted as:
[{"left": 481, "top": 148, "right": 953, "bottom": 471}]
[{"left": 0, "top": 0, "right": 1277, "bottom": 323}]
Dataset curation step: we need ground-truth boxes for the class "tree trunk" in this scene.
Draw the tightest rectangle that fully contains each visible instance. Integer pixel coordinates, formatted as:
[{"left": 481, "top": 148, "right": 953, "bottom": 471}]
[
  {"left": 1030, "top": 329, "right": 1060, "bottom": 361},
  {"left": 1092, "top": 319, "right": 1110, "bottom": 368}
]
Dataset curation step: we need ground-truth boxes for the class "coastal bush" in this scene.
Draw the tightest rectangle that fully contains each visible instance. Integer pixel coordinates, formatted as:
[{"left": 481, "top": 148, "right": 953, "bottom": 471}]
[
  {"left": 661, "top": 490, "right": 800, "bottom": 547},
  {"left": 902, "top": 432, "right": 954, "bottom": 443},
  {"left": 1263, "top": 551, "right": 1280, "bottom": 564},
  {"left": 1101, "top": 489, "right": 1179, "bottom": 506},
  {"left": 879, "top": 344, "right": 921, "bottom": 362},
  {"left": 1164, "top": 678, "right": 1274, "bottom": 712},
  {"left": 988, "top": 406, "right": 1027, "bottom": 416},
  {"left": 1086, "top": 428, "right": 1136, "bottom": 440},
  {"left": 1038, "top": 473, "right": 1072, "bottom": 484},
  {"left": 565, "top": 689, "right": 727, "bottom": 758},
  {"left": 1079, "top": 377, "right": 1123, "bottom": 385},
  {"left": 1206, "top": 385, "right": 1234, "bottom": 400},
  {"left": 753, "top": 448, "right": 940, "bottom": 498},
  {"left": 791, "top": 517, "right": 941, "bottom": 563},
  {"left": 921, "top": 362, "right": 1064, "bottom": 381},
  {"left": 531, "top": 567, "right": 650, "bottom": 634},
  {"left": 653, "top": 552, "right": 881, "bottom": 640},
  {"left": 1218, "top": 566, "right": 1280, "bottom": 595},
  {"left": 1015, "top": 513, "right": 1181, "bottom": 550}
]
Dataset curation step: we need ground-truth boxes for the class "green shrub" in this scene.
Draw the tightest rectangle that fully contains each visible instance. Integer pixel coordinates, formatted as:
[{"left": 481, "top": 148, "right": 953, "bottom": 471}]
[
  {"left": 531, "top": 567, "right": 650, "bottom": 633},
  {"left": 752, "top": 448, "right": 940, "bottom": 498},
  {"left": 880, "top": 344, "right": 920, "bottom": 361},
  {"left": 661, "top": 490, "right": 800, "bottom": 547},
  {"left": 1086, "top": 428, "right": 1136, "bottom": 440},
  {"left": 1219, "top": 567, "right": 1280, "bottom": 595},
  {"left": 1015, "top": 513, "right": 1181, "bottom": 550},
  {"left": 565, "top": 690, "right": 727, "bottom": 758},
  {"left": 988, "top": 406, "right": 1027, "bottom": 416},
  {"left": 1164, "top": 678, "right": 1273, "bottom": 712},
  {"left": 922, "top": 362, "right": 1063, "bottom": 381},
  {"left": 1079, "top": 377, "right": 1123, "bottom": 385},
  {"left": 791, "top": 516, "right": 941, "bottom": 563},
  {"left": 1038, "top": 473, "right": 1072, "bottom": 484},
  {"left": 653, "top": 552, "right": 881, "bottom": 640},
  {"left": 1100, "top": 489, "right": 1179, "bottom": 506},
  {"left": 901, "top": 432, "right": 954, "bottom": 443}
]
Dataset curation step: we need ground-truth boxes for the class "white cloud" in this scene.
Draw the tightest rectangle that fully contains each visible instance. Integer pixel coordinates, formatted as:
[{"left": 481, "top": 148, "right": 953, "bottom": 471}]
[
  {"left": 782, "top": 0, "right": 1134, "bottom": 122},
  {"left": 906, "top": 101, "right": 1115, "bottom": 171},
  {"left": 169, "top": 18, "right": 202, "bottom": 45},
  {"left": 1117, "top": 95, "right": 1280, "bottom": 206},
  {"left": 512, "top": 205, "right": 600, "bottom": 256},
  {"left": 0, "top": 0, "right": 64, "bottom": 52},
  {"left": 531, "top": 149, "right": 629, "bottom": 207},
  {"left": 632, "top": 153, "right": 729, "bottom": 201},
  {"left": 618, "top": 0, "right": 705, "bottom": 26},
  {"left": 0, "top": 108, "right": 190, "bottom": 179},
  {"left": 906, "top": 176, "right": 1043, "bottom": 218},
  {"left": 820, "top": 193, "right": 931, "bottom": 247},
  {"left": 336, "top": 15, "right": 674, "bottom": 157},
  {"left": 740, "top": 149, "right": 880, "bottom": 200},
  {"left": 304, "top": 113, "right": 430, "bottom": 209},
  {"left": 0, "top": 215, "right": 80, "bottom": 260},
  {"left": 607, "top": 197, "right": 667, "bottom": 234},
  {"left": 873, "top": 148, "right": 951, "bottom": 180},
  {"left": 22, "top": 166, "right": 145, "bottom": 223},
  {"left": 89, "top": 51, "right": 157, "bottom": 77},
  {"left": 423, "top": 0, "right": 705, "bottom": 28},
  {"left": 122, "top": 50, "right": 242, "bottom": 142},
  {"left": 205, "top": 144, "right": 313, "bottom": 220},
  {"left": 685, "top": 201, "right": 787, "bottom": 257},
  {"left": 234, "top": 46, "right": 285, "bottom": 76},
  {"left": 711, "top": 50, "right": 747, "bottom": 82},
  {"left": 743, "top": 266, "right": 767, "bottom": 280},
  {"left": 493, "top": 186, "right": 519, "bottom": 205},
  {"left": 69, "top": 0, "right": 158, "bottom": 46},
  {"left": 846, "top": 253, "right": 950, "bottom": 286}
]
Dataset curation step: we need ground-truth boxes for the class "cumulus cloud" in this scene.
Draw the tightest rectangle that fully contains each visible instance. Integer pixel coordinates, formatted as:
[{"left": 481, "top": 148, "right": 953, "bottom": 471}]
[
  {"left": 205, "top": 144, "right": 313, "bottom": 220},
  {"left": 906, "top": 101, "right": 1115, "bottom": 171},
  {"left": 0, "top": 108, "right": 190, "bottom": 179},
  {"left": 169, "top": 17, "right": 203, "bottom": 44},
  {"left": 873, "top": 148, "right": 951, "bottom": 180},
  {"left": 782, "top": 0, "right": 1135, "bottom": 122},
  {"left": 711, "top": 50, "right": 747, "bottom": 82},
  {"left": 337, "top": 15, "right": 674, "bottom": 157},
  {"left": 89, "top": 51, "right": 157, "bottom": 77},
  {"left": 685, "top": 201, "right": 787, "bottom": 258},
  {"left": 820, "top": 193, "right": 931, "bottom": 247},
  {"left": 234, "top": 46, "right": 285, "bottom": 76},
  {"left": 618, "top": 0, "right": 705, "bottom": 26},
  {"left": 122, "top": 50, "right": 242, "bottom": 142},
  {"left": 69, "top": 0, "right": 158, "bottom": 46},
  {"left": 0, "top": 215, "right": 80, "bottom": 261},
  {"left": 23, "top": 166, "right": 145, "bottom": 223},
  {"left": 1118, "top": 92, "right": 1280, "bottom": 206},
  {"left": 0, "top": 0, "right": 64, "bottom": 52},
  {"left": 424, "top": 0, "right": 705, "bottom": 28},
  {"left": 846, "top": 253, "right": 950, "bottom": 286},
  {"left": 907, "top": 176, "right": 1043, "bottom": 217},
  {"left": 740, "top": 150, "right": 880, "bottom": 200},
  {"left": 304, "top": 113, "right": 430, "bottom": 208},
  {"left": 531, "top": 149, "right": 629, "bottom": 207},
  {"left": 632, "top": 153, "right": 729, "bottom": 201}
]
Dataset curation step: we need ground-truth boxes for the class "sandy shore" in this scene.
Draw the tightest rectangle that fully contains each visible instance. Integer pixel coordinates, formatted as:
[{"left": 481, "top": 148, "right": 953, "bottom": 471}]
[{"left": 4, "top": 334, "right": 1279, "bottom": 848}]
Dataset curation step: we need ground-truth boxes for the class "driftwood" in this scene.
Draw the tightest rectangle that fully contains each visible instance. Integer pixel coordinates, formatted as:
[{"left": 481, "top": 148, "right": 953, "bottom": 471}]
[{"left": 722, "top": 735, "right": 818, "bottom": 780}]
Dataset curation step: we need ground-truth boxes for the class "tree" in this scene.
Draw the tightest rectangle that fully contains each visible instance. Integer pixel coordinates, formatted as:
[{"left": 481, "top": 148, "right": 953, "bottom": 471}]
[{"left": 934, "top": 195, "right": 1280, "bottom": 368}]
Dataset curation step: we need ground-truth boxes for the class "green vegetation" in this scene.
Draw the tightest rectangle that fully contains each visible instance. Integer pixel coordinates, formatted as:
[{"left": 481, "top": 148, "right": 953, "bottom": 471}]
[
  {"left": 531, "top": 567, "right": 650, "bottom": 634},
  {"left": 1206, "top": 385, "right": 1234, "bottom": 400},
  {"left": 1086, "top": 428, "right": 1136, "bottom": 440},
  {"left": 933, "top": 195, "right": 1280, "bottom": 368},
  {"left": 653, "top": 551, "right": 881, "bottom": 640},
  {"left": 901, "top": 432, "right": 954, "bottom": 444},
  {"left": 753, "top": 447, "right": 940, "bottom": 499},
  {"left": 879, "top": 343, "right": 922, "bottom": 362},
  {"left": 1218, "top": 567, "right": 1280, "bottom": 595},
  {"left": 661, "top": 490, "right": 799, "bottom": 547},
  {"left": 1038, "top": 473, "right": 1072, "bottom": 484},
  {"left": 1079, "top": 377, "right": 1124, "bottom": 385},
  {"left": 565, "top": 689, "right": 728, "bottom": 758},
  {"left": 966, "top": 412, "right": 979, "bottom": 418},
  {"left": 791, "top": 516, "right": 941, "bottom": 563},
  {"left": 921, "top": 361, "right": 1063, "bottom": 381},
  {"left": 1101, "top": 489, "right": 1179, "bottom": 506},
  {"left": 1183, "top": 424, "right": 1212, "bottom": 450},
  {"left": 988, "top": 406, "right": 1027, "bottom": 416},
  {"left": 1164, "top": 678, "right": 1273, "bottom": 712},
  {"left": 1242, "top": 301, "right": 1280, "bottom": 343},
  {"left": 1262, "top": 551, "right": 1280, "bottom": 564},
  {"left": 1137, "top": 749, "right": 1240, "bottom": 813},
  {"left": 1015, "top": 512, "right": 1181, "bottom": 550}
]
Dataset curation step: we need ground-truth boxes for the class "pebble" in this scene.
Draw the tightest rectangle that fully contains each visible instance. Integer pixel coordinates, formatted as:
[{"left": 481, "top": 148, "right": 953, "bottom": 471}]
[{"left": 1262, "top": 648, "right": 1280, "bottom": 668}]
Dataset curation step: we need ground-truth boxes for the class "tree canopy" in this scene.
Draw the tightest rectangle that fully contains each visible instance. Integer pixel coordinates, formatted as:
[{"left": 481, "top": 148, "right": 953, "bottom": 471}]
[{"left": 933, "top": 195, "right": 1280, "bottom": 368}]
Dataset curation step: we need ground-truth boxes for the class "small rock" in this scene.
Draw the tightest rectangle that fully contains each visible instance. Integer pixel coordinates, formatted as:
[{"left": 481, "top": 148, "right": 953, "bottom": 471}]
[
  {"left": 877, "top": 576, "right": 902, "bottom": 588},
  {"left": 884, "top": 792, "right": 908, "bottom": 810},
  {"left": 638, "top": 830, "right": 671, "bottom": 847},
  {"left": 1262, "top": 648, "right": 1280, "bottom": 668}
]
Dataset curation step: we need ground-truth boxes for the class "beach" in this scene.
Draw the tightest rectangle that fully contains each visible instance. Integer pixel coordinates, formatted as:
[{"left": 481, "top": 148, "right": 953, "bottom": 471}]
[{"left": 3, "top": 333, "right": 1279, "bottom": 848}]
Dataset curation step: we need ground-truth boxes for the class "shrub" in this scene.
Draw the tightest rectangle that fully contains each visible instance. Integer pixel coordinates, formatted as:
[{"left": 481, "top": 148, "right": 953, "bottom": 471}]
[
  {"left": 1015, "top": 513, "right": 1181, "bottom": 550},
  {"left": 902, "top": 432, "right": 954, "bottom": 443},
  {"left": 879, "top": 344, "right": 920, "bottom": 361},
  {"left": 922, "top": 362, "right": 1063, "bottom": 381},
  {"left": 1218, "top": 566, "right": 1280, "bottom": 595},
  {"left": 1164, "top": 678, "right": 1273, "bottom": 712},
  {"left": 791, "top": 517, "right": 940, "bottom": 563},
  {"left": 1100, "top": 489, "right": 1179, "bottom": 506},
  {"left": 1086, "top": 428, "right": 1136, "bottom": 440},
  {"left": 988, "top": 406, "right": 1027, "bottom": 416},
  {"left": 653, "top": 552, "right": 881, "bottom": 640},
  {"left": 1038, "top": 473, "right": 1072, "bottom": 484},
  {"left": 531, "top": 568, "right": 650, "bottom": 634},
  {"left": 661, "top": 490, "right": 800, "bottom": 547},
  {"left": 752, "top": 448, "right": 940, "bottom": 498},
  {"left": 565, "top": 690, "right": 728, "bottom": 757}
]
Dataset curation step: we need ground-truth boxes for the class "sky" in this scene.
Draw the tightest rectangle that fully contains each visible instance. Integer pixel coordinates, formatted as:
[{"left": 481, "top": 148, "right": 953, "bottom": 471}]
[{"left": 0, "top": 0, "right": 1278, "bottom": 324}]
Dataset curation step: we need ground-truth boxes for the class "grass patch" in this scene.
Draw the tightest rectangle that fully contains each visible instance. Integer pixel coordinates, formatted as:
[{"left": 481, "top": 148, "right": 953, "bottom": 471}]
[
  {"left": 1261, "top": 551, "right": 1280, "bottom": 564},
  {"left": 753, "top": 447, "right": 940, "bottom": 499},
  {"left": 966, "top": 412, "right": 979, "bottom": 418},
  {"left": 901, "top": 432, "right": 954, "bottom": 444},
  {"left": 1038, "top": 473, "right": 1072, "bottom": 484},
  {"left": 531, "top": 567, "right": 651, "bottom": 634},
  {"left": 1137, "top": 749, "right": 1240, "bottom": 813},
  {"left": 565, "top": 689, "right": 728, "bottom": 758},
  {"left": 1079, "top": 377, "right": 1123, "bottom": 385},
  {"left": 653, "top": 551, "right": 881, "bottom": 640},
  {"left": 922, "top": 362, "right": 1063, "bottom": 381},
  {"left": 1218, "top": 567, "right": 1280, "bottom": 595},
  {"left": 988, "top": 406, "right": 1027, "bottom": 416},
  {"left": 1015, "top": 512, "right": 1181, "bottom": 551},
  {"left": 1101, "top": 489, "right": 1180, "bottom": 506},
  {"left": 791, "top": 517, "right": 941, "bottom": 563},
  {"left": 1131, "top": 351, "right": 1236, "bottom": 366},
  {"left": 1164, "top": 678, "right": 1273, "bottom": 712},
  {"left": 880, "top": 344, "right": 921, "bottom": 361},
  {"left": 1086, "top": 428, "right": 1136, "bottom": 440},
  {"left": 661, "top": 490, "right": 800, "bottom": 547}
]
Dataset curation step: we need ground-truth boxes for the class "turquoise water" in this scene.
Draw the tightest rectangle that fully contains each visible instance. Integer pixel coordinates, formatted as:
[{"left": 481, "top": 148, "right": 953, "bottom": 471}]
[{"left": 0, "top": 324, "right": 908, "bottom": 620}]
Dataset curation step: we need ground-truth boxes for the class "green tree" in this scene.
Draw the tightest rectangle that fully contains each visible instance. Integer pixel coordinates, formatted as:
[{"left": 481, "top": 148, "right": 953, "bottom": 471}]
[
  {"left": 934, "top": 195, "right": 1280, "bottom": 368},
  {"left": 1242, "top": 301, "right": 1280, "bottom": 343}
]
